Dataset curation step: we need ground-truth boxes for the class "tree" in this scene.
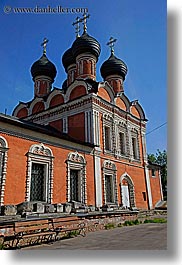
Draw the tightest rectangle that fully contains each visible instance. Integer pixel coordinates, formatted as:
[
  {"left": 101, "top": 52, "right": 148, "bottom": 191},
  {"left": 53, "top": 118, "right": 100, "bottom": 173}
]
[{"left": 148, "top": 149, "right": 167, "bottom": 200}]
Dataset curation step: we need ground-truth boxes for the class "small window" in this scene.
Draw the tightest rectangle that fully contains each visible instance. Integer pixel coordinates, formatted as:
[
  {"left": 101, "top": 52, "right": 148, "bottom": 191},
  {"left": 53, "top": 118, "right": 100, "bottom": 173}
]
[
  {"left": 104, "top": 126, "right": 111, "bottom": 151},
  {"left": 142, "top": 192, "right": 147, "bottom": 201},
  {"left": 105, "top": 175, "right": 114, "bottom": 203},
  {"left": 119, "top": 132, "right": 125, "bottom": 155},
  {"left": 152, "top": 169, "right": 156, "bottom": 177},
  {"left": 132, "top": 137, "right": 138, "bottom": 159}
]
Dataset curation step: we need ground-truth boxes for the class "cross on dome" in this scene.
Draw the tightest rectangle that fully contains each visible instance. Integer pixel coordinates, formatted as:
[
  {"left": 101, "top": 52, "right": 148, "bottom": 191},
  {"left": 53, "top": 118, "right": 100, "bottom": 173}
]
[
  {"left": 72, "top": 16, "right": 83, "bottom": 38},
  {"left": 107, "top": 37, "right": 117, "bottom": 55},
  {"left": 41, "top": 38, "right": 49, "bottom": 55},
  {"left": 82, "top": 13, "right": 90, "bottom": 33}
]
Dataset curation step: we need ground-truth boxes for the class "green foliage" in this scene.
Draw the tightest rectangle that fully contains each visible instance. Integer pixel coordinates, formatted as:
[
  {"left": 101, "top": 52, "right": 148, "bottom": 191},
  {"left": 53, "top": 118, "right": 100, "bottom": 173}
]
[
  {"left": 123, "top": 219, "right": 140, "bottom": 226},
  {"left": 104, "top": 223, "right": 115, "bottom": 229},
  {"left": 68, "top": 230, "right": 79, "bottom": 237},
  {"left": 144, "top": 218, "right": 167, "bottom": 224},
  {"left": 148, "top": 149, "right": 167, "bottom": 200},
  {"left": 0, "top": 243, "right": 4, "bottom": 250}
]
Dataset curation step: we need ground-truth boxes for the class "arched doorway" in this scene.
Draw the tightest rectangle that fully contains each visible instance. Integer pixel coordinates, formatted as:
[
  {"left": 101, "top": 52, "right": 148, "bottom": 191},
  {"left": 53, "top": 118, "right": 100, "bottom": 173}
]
[{"left": 120, "top": 174, "right": 135, "bottom": 209}]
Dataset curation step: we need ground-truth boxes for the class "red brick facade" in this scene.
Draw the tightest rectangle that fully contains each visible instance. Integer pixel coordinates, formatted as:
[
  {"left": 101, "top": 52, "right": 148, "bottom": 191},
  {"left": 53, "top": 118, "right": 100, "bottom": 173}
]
[{"left": 0, "top": 24, "right": 163, "bottom": 211}]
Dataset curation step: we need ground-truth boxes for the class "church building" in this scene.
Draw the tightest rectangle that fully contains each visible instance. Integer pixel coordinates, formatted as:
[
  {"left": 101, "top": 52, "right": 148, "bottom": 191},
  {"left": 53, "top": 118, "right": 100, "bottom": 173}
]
[{"left": 0, "top": 14, "right": 163, "bottom": 212}]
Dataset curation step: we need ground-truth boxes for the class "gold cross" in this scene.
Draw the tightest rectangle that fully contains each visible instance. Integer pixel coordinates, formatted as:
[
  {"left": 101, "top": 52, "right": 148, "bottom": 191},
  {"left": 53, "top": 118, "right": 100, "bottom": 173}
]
[
  {"left": 107, "top": 37, "right": 117, "bottom": 55},
  {"left": 72, "top": 16, "right": 83, "bottom": 38},
  {"left": 82, "top": 13, "right": 90, "bottom": 33},
  {"left": 41, "top": 38, "right": 49, "bottom": 55}
]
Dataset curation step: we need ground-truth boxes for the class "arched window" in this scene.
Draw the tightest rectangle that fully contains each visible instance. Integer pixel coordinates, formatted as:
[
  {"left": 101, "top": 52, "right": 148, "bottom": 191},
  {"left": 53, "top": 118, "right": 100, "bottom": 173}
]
[
  {"left": 120, "top": 173, "right": 136, "bottom": 209},
  {"left": 66, "top": 152, "right": 87, "bottom": 204},
  {"left": 0, "top": 136, "right": 8, "bottom": 206},
  {"left": 26, "top": 143, "right": 54, "bottom": 203},
  {"left": 102, "top": 160, "right": 118, "bottom": 205}
]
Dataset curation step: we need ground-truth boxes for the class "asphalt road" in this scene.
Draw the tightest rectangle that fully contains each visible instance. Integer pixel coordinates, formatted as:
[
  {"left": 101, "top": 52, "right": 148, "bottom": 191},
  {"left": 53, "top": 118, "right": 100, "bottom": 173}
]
[{"left": 24, "top": 223, "right": 167, "bottom": 250}]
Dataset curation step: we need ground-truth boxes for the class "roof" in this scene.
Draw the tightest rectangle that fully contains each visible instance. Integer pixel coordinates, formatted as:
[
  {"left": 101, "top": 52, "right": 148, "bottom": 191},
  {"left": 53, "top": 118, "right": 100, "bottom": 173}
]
[{"left": 0, "top": 113, "right": 95, "bottom": 148}]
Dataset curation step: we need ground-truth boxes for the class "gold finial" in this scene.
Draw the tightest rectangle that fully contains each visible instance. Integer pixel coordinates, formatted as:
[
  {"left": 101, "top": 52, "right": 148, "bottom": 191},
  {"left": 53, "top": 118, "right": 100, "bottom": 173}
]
[
  {"left": 41, "top": 38, "right": 49, "bottom": 55},
  {"left": 82, "top": 13, "right": 90, "bottom": 33},
  {"left": 72, "top": 16, "right": 83, "bottom": 38},
  {"left": 107, "top": 37, "right": 117, "bottom": 55}
]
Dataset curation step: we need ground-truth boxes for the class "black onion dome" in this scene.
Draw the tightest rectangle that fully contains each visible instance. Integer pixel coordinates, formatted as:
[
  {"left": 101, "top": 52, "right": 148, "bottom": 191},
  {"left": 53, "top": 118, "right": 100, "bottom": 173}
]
[
  {"left": 62, "top": 47, "right": 76, "bottom": 72},
  {"left": 100, "top": 54, "right": 128, "bottom": 80},
  {"left": 31, "top": 54, "right": 57, "bottom": 80},
  {"left": 72, "top": 33, "right": 101, "bottom": 60}
]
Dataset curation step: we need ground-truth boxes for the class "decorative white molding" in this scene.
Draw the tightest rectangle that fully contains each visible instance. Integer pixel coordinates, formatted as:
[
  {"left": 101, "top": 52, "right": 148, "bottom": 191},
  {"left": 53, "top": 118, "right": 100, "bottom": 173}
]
[
  {"left": 85, "top": 111, "right": 92, "bottom": 143},
  {"left": 120, "top": 173, "right": 136, "bottom": 208},
  {"left": 29, "top": 97, "right": 46, "bottom": 116},
  {"left": 65, "top": 80, "right": 88, "bottom": 103},
  {"left": 98, "top": 82, "right": 115, "bottom": 104},
  {"left": 0, "top": 136, "right": 8, "bottom": 206},
  {"left": 46, "top": 89, "right": 65, "bottom": 108},
  {"left": 94, "top": 154, "right": 102, "bottom": 207},
  {"left": 26, "top": 143, "right": 54, "bottom": 203},
  {"left": 144, "top": 166, "right": 153, "bottom": 209},
  {"left": 12, "top": 102, "right": 28, "bottom": 117},
  {"left": 102, "top": 160, "right": 118, "bottom": 205},
  {"left": 66, "top": 151, "right": 87, "bottom": 204}
]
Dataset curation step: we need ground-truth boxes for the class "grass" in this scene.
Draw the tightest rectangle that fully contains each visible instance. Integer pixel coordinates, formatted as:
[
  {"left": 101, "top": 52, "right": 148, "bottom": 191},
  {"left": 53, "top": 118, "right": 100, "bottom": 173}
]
[
  {"left": 143, "top": 218, "right": 167, "bottom": 224},
  {"left": 117, "top": 217, "right": 167, "bottom": 228}
]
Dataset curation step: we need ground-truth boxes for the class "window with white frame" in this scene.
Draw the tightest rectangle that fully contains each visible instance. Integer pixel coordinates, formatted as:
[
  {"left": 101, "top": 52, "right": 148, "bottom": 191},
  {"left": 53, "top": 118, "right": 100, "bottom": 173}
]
[
  {"left": 131, "top": 133, "right": 140, "bottom": 160},
  {"left": 26, "top": 143, "right": 54, "bottom": 203},
  {"left": 66, "top": 152, "right": 87, "bottom": 204},
  {"left": 119, "top": 132, "right": 125, "bottom": 155},
  {"left": 103, "top": 160, "right": 118, "bottom": 205},
  {"left": 105, "top": 174, "right": 114, "bottom": 203},
  {"left": 132, "top": 137, "right": 137, "bottom": 159},
  {"left": 104, "top": 126, "right": 111, "bottom": 151}
]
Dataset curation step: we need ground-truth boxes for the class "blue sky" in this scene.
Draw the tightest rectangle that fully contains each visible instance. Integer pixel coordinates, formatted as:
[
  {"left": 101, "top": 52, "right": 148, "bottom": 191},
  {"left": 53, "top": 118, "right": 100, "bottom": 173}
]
[{"left": 0, "top": 0, "right": 167, "bottom": 155}]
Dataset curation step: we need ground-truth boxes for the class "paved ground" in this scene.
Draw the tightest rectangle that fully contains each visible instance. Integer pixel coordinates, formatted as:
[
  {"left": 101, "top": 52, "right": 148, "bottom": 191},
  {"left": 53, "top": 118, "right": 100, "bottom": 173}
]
[{"left": 24, "top": 223, "right": 167, "bottom": 250}]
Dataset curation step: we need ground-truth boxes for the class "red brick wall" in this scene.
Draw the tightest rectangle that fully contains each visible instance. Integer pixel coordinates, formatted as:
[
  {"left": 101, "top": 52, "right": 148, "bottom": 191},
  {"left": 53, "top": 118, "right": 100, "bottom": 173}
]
[
  {"left": 17, "top": 107, "right": 28, "bottom": 118},
  {"left": 49, "top": 94, "right": 64, "bottom": 108},
  {"left": 100, "top": 156, "right": 148, "bottom": 210},
  {"left": 69, "top": 86, "right": 86, "bottom": 101},
  {"left": 149, "top": 169, "right": 163, "bottom": 207},
  {"left": 0, "top": 131, "right": 95, "bottom": 206},
  {"left": 2, "top": 134, "right": 36, "bottom": 204},
  {"left": 68, "top": 113, "right": 85, "bottom": 142},
  {"left": 97, "top": 87, "right": 111, "bottom": 102},
  {"left": 130, "top": 106, "right": 140, "bottom": 119},
  {"left": 32, "top": 102, "right": 45, "bottom": 114},
  {"left": 49, "top": 120, "right": 63, "bottom": 132},
  {"left": 116, "top": 97, "right": 127, "bottom": 111}
]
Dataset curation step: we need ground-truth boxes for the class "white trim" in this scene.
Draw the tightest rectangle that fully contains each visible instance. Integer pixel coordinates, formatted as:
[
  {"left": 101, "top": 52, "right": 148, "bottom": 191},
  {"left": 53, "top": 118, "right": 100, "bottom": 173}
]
[
  {"left": 13, "top": 103, "right": 28, "bottom": 117},
  {"left": 145, "top": 166, "right": 153, "bottom": 209},
  {"left": 46, "top": 89, "right": 65, "bottom": 108},
  {"left": 66, "top": 151, "right": 87, "bottom": 204},
  {"left": 0, "top": 136, "right": 8, "bottom": 206},
  {"left": 85, "top": 111, "right": 91, "bottom": 143},
  {"left": 120, "top": 173, "right": 136, "bottom": 208},
  {"left": 158, "top": 170, "right": 164, "bottom": 200},
  {"left": 94, "top": 154, "right": 102, "bottom": 207},
  {"left": 98, "top": 82, "right": 115, "bottom": 103},
  {"left": 26, "top": 143, "right": 54, "bottom": 203}
]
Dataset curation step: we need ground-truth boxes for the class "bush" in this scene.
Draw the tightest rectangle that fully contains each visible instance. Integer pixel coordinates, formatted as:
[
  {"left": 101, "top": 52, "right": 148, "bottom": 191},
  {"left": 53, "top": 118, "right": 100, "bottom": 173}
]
[{"left": 105, "top": 223, "right": 115, "bottom": 229}]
